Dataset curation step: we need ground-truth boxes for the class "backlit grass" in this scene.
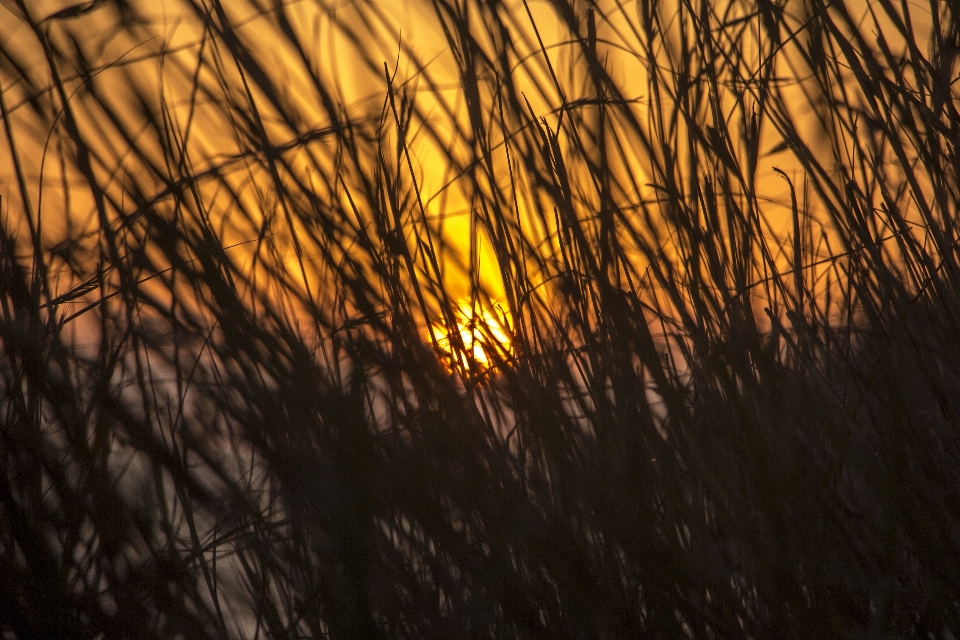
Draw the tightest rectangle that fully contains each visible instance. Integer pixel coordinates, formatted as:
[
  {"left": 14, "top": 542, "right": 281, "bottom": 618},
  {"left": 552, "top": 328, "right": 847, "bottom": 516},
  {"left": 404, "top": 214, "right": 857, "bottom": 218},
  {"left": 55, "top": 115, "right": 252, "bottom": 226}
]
[{"left": 1, "top": 0, "right": 959, "bottom": 637}]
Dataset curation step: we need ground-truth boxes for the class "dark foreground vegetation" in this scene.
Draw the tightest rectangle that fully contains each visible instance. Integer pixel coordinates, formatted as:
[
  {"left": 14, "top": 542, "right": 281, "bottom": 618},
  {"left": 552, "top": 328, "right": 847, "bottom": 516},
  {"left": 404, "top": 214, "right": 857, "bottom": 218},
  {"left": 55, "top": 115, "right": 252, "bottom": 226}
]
[{"left": 2, "top": 0, "right": 959, "bottom": 636}]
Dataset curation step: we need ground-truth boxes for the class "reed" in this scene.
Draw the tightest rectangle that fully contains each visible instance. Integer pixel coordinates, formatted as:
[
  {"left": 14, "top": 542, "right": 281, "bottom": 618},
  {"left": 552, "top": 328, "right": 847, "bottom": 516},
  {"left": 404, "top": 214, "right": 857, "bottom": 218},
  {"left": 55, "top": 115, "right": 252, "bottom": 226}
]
[{"left": 1, "top": 0, "right": 958, "bottom": 636}]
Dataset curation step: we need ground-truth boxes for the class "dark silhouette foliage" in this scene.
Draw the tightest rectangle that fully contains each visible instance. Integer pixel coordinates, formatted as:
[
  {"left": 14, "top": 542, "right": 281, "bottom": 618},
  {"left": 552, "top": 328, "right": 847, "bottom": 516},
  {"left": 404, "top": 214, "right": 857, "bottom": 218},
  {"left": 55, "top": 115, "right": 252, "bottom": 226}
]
[{"left": 1, "top": 0, "right": 959, "bottom": 636}]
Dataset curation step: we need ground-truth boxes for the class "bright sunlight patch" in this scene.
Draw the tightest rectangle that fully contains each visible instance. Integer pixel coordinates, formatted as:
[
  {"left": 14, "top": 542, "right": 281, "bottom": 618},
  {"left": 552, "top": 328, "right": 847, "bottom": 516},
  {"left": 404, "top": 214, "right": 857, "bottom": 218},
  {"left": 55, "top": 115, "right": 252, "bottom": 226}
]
[{"left": 433, "top": 303, "right": 513, "bottom": 373}]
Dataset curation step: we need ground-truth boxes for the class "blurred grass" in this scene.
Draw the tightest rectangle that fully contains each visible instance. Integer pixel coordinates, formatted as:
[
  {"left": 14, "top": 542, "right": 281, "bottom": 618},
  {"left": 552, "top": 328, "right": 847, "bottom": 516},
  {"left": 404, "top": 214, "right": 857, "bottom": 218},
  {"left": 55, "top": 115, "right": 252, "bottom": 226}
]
[{"left": 1, "top": 0, "right": 959, "bottom": 637}]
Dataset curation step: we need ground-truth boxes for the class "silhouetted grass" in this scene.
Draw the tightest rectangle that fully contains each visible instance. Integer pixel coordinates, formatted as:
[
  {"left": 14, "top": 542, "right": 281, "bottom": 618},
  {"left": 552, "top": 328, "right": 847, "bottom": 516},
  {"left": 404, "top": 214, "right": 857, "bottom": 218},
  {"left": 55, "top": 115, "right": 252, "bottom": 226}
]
[{"left": 1, "top": 0, "right": 959, "bottom": 637}]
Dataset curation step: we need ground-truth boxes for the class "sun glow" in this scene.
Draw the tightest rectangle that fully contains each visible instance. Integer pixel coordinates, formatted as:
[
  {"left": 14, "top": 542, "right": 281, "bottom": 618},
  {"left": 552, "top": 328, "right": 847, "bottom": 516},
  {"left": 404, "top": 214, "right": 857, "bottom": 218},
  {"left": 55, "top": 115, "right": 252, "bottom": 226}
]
[{"left": 434, "top": 304, "right": 513, "bottom": 372}]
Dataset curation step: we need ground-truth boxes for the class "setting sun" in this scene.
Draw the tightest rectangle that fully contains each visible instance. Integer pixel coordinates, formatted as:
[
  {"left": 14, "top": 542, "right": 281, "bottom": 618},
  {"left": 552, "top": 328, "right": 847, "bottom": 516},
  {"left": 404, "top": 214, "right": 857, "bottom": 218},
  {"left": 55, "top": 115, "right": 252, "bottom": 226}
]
[{"left": 434, "top": 303, "right": 513, "bottom": 372}]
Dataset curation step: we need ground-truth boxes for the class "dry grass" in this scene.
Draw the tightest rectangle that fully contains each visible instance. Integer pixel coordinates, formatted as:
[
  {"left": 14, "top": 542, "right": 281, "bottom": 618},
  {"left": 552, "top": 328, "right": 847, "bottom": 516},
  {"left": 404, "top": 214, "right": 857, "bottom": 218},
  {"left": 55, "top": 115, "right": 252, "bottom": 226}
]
[{"left": 1, "top": 0, "right": 959, "bottom": 637}]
